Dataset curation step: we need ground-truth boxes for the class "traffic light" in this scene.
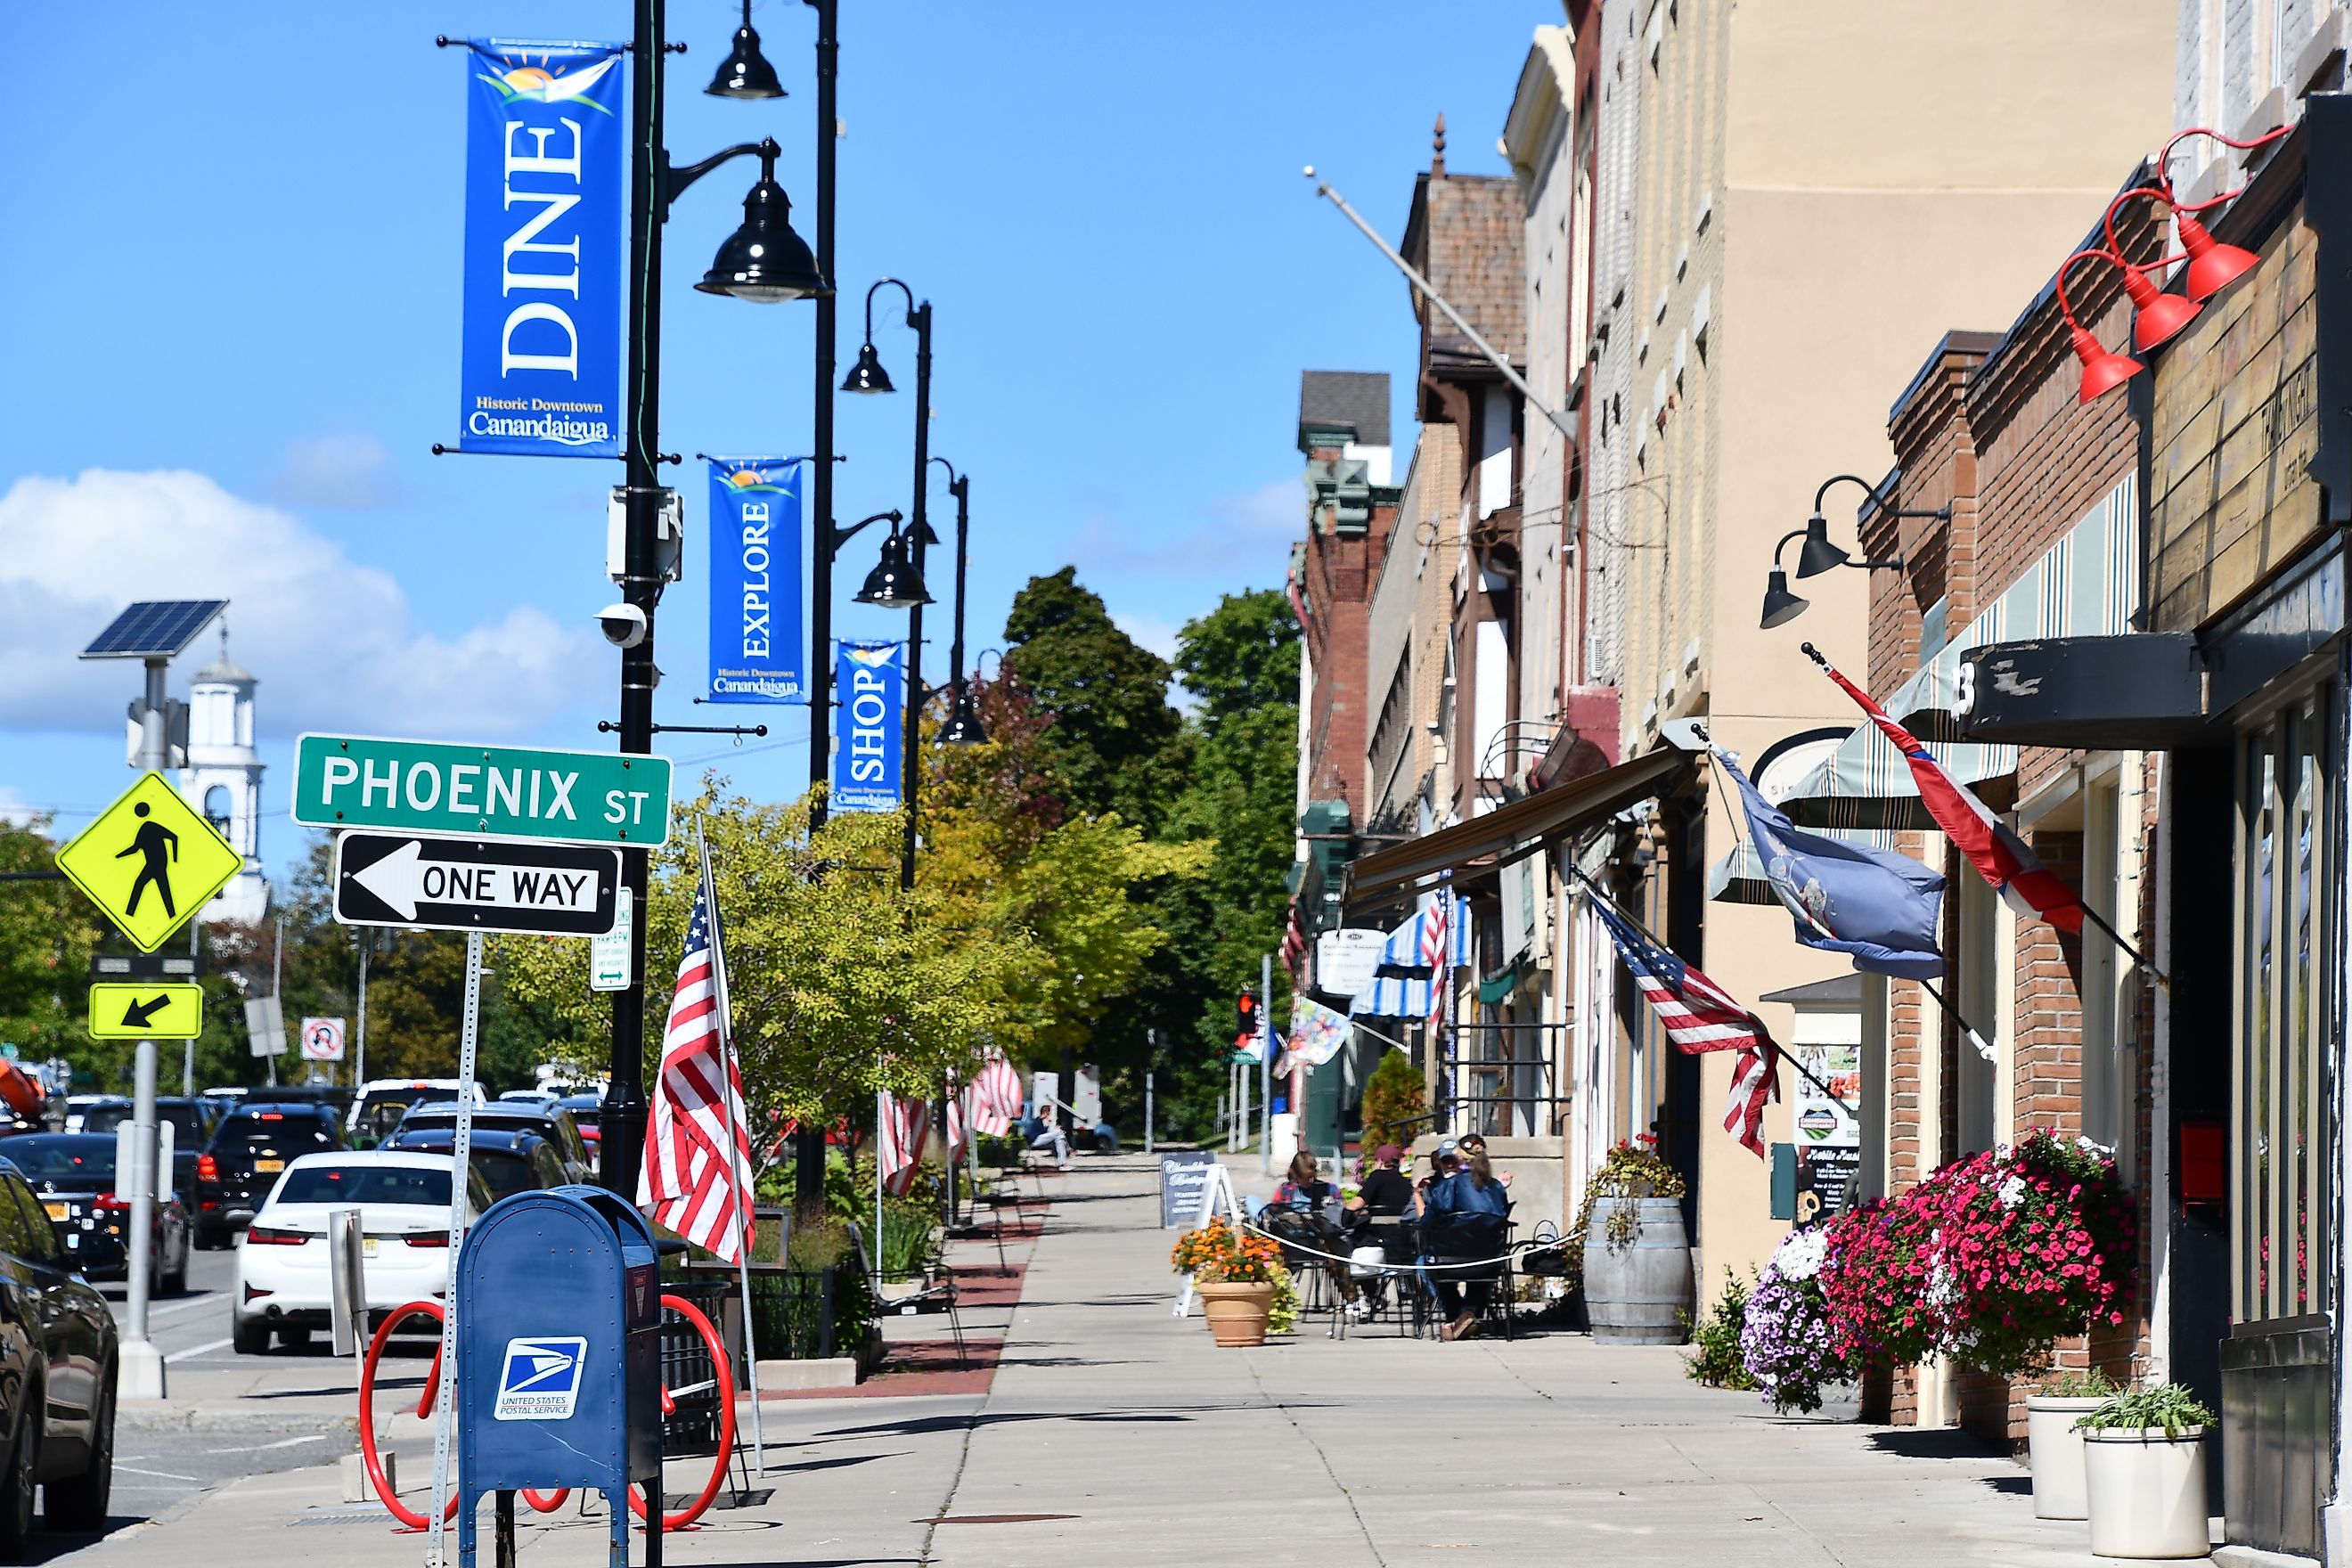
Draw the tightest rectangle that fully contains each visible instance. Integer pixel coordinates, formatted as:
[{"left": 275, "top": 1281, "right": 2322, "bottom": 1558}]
[{"left": 1233, "top": 992, "right": 1259, "bottom": 1044}]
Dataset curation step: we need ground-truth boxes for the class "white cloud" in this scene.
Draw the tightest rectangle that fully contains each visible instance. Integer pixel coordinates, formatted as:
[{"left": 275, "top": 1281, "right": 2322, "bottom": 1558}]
[
  {"left": 1074, "top": 475, "right": 1303, "bottom": 572},
  {"left": 0, "top": 788, "right": 37, "bottom": 829},
  {"left": 269, "top": 433, "right": 402, "bottom": 510},
  {"left": 0, "top": 470, "right": 600, "bottom": 739},
  {"left": 1112, "top": 610, "right": 1180, "bottom": 661},
  {"left": 1208, "top": 477, "right": 1303, "bottom": 538}
]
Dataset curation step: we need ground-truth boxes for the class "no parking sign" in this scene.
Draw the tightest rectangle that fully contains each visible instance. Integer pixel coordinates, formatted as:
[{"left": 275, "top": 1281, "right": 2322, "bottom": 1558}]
[{"left": 300, "top": 1016, "right": 347, "bottom": 1062}]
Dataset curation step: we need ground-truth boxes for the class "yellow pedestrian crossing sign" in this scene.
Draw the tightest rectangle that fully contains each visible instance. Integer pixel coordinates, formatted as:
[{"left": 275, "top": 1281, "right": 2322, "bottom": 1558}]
[
  {"left": 87, "top": 983, "right": 205, "bottom": 1041},
  {"left": 54, "top": 773, "right": 244, "bottom": 952}
]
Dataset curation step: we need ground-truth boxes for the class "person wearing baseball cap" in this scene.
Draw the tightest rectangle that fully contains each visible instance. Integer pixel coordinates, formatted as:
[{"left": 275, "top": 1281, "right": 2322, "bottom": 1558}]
[{"left": 1356, "top": 1143, "right": 1413, "bottom": 1218}]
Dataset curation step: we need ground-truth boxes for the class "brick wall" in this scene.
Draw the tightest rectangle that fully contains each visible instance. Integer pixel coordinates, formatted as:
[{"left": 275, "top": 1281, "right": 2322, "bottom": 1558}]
[{"left": 1298, "top": 470, "right": 1394, "bottom": 818}]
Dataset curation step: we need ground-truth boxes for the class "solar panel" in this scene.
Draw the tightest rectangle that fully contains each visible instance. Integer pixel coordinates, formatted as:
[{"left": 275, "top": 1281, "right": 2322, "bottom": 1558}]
[{"left": 80, "top": 600, "right": 228, "bottom": 660}]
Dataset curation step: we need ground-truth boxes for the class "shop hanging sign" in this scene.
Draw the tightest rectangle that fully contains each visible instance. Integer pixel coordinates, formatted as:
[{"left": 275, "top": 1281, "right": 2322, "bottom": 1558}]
[
  {"left": 830, "top": 641, "right": 903, "bottom": 814},
  {"left": 706, "top": 459, "right": 804, "bottom": 703},
  {"left": 454, "top": 39, "right": 626, "bottom": 458}
]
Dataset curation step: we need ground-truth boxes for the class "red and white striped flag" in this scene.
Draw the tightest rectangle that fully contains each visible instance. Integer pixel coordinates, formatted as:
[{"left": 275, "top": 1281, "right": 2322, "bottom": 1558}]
[
  {"left": 638, "top": 878, "right": 757, "bottom": 1260},
  {"left": 968, "top": 1050, "right": 1022, "bottom": 1137},
  {"left": 1817, "top": 655, "right": 2085, "bottom": 934},
  {"left": 944, "top": 1078, "right": 972, "bottom": 1168},
  {"left": 1421, "top": 885, "right": 1451, "bottom": 1041},
  {"left": 878, "top": 1093, "right": 930, "bottom": 1197},
  {"left": 1590, "top": 897, "right": 1779, "bottom": 1158}
]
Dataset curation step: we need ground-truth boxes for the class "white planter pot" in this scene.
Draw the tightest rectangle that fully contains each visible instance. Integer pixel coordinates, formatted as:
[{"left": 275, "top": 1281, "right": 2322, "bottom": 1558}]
[
  {"left": 2083, "top": 1425, "right": 2209, "bottom": 1558},
  {"left": 2024, "top": 1396, "right": 2108, "bottom": 1520}
]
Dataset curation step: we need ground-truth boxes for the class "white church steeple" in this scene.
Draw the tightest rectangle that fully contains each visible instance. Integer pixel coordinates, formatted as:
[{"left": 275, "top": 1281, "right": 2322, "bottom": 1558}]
[{"left": 179, "top": 627, "right": 268, "bottom": 925}]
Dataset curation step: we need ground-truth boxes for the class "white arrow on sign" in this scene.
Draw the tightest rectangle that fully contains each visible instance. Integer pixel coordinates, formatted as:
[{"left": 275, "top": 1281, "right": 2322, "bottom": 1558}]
[{"left": 350, "top": 839, "right": 604, "bottom": 922}]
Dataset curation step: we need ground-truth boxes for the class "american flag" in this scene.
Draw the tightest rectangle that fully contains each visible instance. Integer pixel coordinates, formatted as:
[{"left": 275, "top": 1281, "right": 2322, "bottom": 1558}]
[
  {"left": 968, "top": 1050, "right": 1023, "bottom": 1137},
  {"left": 638, "top": 877, "right": 758, "bottom": 1260},
  {"left": 1421, "top": 884, "right": 1451, "bottom": 1041},
  {"left": 878, "top": 1093, "right": 930, "bottom": 1196},
  {"left": 1589, "top": 895, "right": 1779, "bottom": 1159}
]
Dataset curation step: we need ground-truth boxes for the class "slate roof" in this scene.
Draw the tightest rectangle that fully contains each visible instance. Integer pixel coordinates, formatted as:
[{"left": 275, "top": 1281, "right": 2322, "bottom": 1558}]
[{"left": 1298, "top": 371, "right": 1392, "bottom": 448}]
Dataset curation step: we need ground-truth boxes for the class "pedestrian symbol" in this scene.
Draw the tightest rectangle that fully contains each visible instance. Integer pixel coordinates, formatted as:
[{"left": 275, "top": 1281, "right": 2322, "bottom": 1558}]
[{"left": 54, "top": 773, "right": 244, "bottom": 952}]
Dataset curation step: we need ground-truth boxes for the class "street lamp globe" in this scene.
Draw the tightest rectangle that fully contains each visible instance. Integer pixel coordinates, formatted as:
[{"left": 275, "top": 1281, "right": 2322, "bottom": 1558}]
[
  {"left": 939, "top": 692, "right": 990, "bottom": 747},
  {"left": 1759, "top": 568, "right": 1809, "bottom": 630},
  {"left": 854, "top": 529, "right": 933, "bottom": 609},
  {"left": 698, "top": 167, "right": 828, "bottom": 302},
  {"left": 706, "top": 1, "right": 786, "bottom": 99},
  {"left": 1793, "top": 514, "right": 1851, "bottom": 579}
]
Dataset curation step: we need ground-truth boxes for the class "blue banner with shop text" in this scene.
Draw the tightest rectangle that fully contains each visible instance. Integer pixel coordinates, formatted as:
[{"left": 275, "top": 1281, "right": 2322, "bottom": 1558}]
[
  {"left": 831, "top": 642, "right": 903, "bottom": 813},
  {"left": 456, "top": 39, "right": 626, "bottom": 458},
  {"left": 706, "top": 459, "right": 804, "bottom": 703}
]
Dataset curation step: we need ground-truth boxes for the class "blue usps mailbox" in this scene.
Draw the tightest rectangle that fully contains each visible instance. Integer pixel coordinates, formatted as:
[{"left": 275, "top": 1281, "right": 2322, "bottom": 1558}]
[{"left": 454, "top": 1186, "right": 662, "bottom": 1568}]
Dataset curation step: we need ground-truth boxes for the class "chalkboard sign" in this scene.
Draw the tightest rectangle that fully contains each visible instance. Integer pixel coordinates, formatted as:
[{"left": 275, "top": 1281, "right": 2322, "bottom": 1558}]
[{"left": 1159, "top": 1150, "right": 1219, "bottom": 1229}]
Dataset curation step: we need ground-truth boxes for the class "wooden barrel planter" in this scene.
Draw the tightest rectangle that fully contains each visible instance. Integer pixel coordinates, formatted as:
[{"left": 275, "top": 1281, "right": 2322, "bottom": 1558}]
[{"left": 1581, "top": 1196, "right": 1693, "bottom": 1344}]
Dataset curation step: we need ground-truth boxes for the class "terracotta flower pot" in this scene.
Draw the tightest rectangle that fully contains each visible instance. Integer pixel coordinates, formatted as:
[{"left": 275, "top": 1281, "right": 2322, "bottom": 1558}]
[{"left": 1196, "top": 1279, "right": 1277, "bottom": 1346}]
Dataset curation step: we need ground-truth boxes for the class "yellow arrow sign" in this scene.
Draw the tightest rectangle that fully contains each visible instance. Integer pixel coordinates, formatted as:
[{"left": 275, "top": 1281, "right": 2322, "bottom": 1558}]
[
  {"left": 55, "top": 773, "right": 245, "bottom": 952},
  {"left": 87, "top": 983, "right": 205, "bottom": 1041}
]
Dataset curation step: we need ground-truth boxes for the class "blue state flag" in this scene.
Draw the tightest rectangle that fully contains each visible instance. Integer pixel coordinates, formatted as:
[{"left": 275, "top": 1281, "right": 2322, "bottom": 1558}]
[
  {"left": 1718, "top": 747, "right": 1948, "bottom": 980},
  {"left": 455, "top": 40, "right": 627, "bottom": 458},
  {"left": 831, "top": 641, "right": 903, "bottom": 813},
  {"left": 706, "top": 459, "right": 804, "bottom": 703}
]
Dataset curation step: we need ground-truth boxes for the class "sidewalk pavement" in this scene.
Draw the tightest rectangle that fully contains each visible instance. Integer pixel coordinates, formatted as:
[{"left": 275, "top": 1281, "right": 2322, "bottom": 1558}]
[{"left": 82, "top": 1151, "right": 2186, "bottom": 1568}]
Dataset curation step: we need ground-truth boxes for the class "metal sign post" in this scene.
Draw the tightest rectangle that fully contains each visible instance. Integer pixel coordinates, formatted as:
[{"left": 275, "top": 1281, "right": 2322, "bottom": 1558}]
[{"left": 428, "top": 932, "right": 486, "bottom": 1568}]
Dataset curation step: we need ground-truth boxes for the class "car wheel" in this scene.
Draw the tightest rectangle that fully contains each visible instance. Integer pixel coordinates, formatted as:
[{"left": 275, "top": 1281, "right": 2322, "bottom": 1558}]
[
  {"left": 0, "top": 1391, "right": 39, "bottom": 1552},
  {"left": 231, "top": 1315, "right": 270, "bottom": 1356},
  {"left": 44, "top": 1372, "right": 110, "bottom": 1531},
  {"left": 194, "top": 1223, "right": 224, "bottom": 1252},
  {"left": 276, "top": 1325, "right": 311, "bottom": 1352}
]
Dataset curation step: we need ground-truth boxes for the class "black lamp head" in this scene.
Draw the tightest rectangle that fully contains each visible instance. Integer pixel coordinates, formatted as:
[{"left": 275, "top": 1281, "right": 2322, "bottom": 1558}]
[
  {"left": 912, "top": 516, "right": 941, "bottom": 549},
  {"left": 1759, "top": 568, "right": 1810, "bottom": 630},
  {"left": 938, "top": 692, "right": 989, "bottom": 747},
  {"left": 842, "top": 340, "right": 894, "bottom": 394},
  {"left": 705, "top": 4, "right": 785, "bottom": 100},
  {"left": 854, "top": 528, "right": 933, "bottom": 609},
  {"left": 697, "top": 148, "right": 829, "bottom": 302},
  {"left": 1794, "top": 512, "right": 1851, "bottom": 579}
]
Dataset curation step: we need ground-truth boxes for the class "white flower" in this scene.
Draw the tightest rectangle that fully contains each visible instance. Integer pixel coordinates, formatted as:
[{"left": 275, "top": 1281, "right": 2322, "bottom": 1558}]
[
  {"left": 1772, "top": 1228, "right": 1830, "bottom": 1282},
  {"left": 1997, "top": 1174, "right": 2028, "bottom": 1210},
  {"left": 2076, "top": 1134, "right": 2113, "bottom": 1158}
]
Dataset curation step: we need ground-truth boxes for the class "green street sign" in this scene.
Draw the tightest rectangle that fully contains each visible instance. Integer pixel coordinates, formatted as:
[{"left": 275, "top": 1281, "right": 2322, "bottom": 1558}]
[{"left": 293, "top": 733, "right": 673, "bottom": 847}]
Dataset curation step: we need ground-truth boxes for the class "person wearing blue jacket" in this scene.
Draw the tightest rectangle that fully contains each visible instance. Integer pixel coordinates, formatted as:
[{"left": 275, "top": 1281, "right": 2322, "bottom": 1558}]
[{"left": 1423, "top": 1146, "right": 1510, "bottom": 1339}]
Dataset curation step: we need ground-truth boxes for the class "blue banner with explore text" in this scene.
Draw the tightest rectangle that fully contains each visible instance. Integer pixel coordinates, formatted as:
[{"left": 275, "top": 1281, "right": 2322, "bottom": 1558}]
[
  {"left": 831, "top": 641, "right": 903, "bottom": 814},
  {"left": 456, "top": 39, "right": 625, "bottom": 458},
  {"left": 706, "top": 459, "right": 804, "bottom": 703}
]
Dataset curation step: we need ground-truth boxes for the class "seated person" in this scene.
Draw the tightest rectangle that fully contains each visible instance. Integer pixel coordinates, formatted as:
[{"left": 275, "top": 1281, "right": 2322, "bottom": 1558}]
[
  {"left": 1422, "top": 1148, "right": 1512, "bottom": 1341},
  {"left": 1354, "top": 1144, "right": 1415, "bottom": 1218},
  {"left": 1271, "top": 1150, "right": 1336, "bottom": 1212},
  {"left": 1268, "top": 1151, "right": 1352, "bottom": 1303}
]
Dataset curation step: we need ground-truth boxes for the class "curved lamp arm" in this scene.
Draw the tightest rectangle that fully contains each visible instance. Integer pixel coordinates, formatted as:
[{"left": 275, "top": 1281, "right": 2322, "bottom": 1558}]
[
  {"left": 828, "top": 507, "right": 902, "bottom": 559},
  {"left": 664, "top": 136, "right": 780, "bottom": 219},
  {"left": 862, "top": 277, "right": 917, "bottom": 345}
]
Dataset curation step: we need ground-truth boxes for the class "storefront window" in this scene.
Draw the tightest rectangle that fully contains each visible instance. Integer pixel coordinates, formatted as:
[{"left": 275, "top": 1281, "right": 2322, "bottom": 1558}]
[
  {"left": 2081, "top": 773, "right": 2136, "bottom": 1181},
  {"left": 2234, "top": 692, "right": 2333, "bottom": 1324}
]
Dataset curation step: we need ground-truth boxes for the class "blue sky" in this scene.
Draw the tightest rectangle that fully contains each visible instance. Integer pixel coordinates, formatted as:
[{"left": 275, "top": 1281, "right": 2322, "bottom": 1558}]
[{"left": 0, "top": 3, "right": 1546, "bottom": 873}]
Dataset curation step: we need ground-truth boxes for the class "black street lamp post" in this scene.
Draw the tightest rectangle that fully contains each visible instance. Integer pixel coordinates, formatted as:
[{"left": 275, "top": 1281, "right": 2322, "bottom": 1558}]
[
  {"left": 804, "top": 0, "right": 843, "bottom": 833},
  {"left": 933, "top": 462, "right": 986, "bottom": 747},
  {"left": 603, "top": 0, "right": 823, "bottom": 1200},
  {"left": 845, "top": 279, "right": 935, "bottom": 893}
]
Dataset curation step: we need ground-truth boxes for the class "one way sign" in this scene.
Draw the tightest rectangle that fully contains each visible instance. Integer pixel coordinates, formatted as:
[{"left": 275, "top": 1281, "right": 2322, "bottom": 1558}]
[{"left": 331, "top": 834, "right": 622, "bottom": 937}]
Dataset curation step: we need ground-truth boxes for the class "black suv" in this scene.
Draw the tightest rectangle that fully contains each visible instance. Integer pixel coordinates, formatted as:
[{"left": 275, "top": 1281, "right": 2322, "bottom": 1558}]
[
  {"left": 393, "top": 1106, "right": 594, "bottom": 1186},
  {"left": 194, "top": 1103, "right": 343, "bottom": 1248}
]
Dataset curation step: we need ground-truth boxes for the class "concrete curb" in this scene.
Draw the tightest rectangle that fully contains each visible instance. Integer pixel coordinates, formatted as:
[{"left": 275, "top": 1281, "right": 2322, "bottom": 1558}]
[{"left": 120, "top": 1400, "right": 360, "bottom": 1435}]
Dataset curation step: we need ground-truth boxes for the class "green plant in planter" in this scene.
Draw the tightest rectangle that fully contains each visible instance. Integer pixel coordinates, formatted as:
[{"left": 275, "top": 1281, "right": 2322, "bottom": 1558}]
[
  {"left": 1356, "top": 1050, "right": 1428, "bottom": 1178},
  {"left": 1266, "top": 1262, "right": 1302, "bottom": 1335},
  {"left": 1682, "top": 1267, "right": 1760, "bottom": 1391},
  {"left": 1565, "top": 1137, "right": 1687, "bottom": 1294},
  {"left": 2075, "top": 1384, "right": 2217, "bottom": 1437},
  {"left": 2038, "top": 1368, "right": 2122, "bottom": 1401}
]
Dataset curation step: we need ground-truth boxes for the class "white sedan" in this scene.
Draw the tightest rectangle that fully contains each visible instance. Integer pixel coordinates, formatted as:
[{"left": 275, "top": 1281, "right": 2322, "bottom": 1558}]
[{"left": 232, "top": 1150, "right": 494, "bottom": 1354}]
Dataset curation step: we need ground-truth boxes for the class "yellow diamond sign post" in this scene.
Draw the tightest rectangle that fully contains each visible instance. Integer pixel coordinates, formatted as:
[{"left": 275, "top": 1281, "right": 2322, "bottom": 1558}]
[{"left": 55, "top": 772, "right": 245, "bottom": 952}]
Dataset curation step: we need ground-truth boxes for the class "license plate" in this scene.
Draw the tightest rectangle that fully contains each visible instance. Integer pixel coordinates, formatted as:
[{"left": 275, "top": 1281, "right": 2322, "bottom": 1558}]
[
  {"left": 256, "top": 1159, "right": 283, "bottom": 1173},
  {"left": 42, "top": 1203, "right": 65, "bottom": 1221},
  {"left": 362, "top": 1238, "right": 379, "bottom": 1258}
]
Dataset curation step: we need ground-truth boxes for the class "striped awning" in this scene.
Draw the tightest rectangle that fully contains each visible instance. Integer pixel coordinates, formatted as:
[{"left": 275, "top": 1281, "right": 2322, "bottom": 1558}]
[
  {"left": 1350, "top": 976, "right": 1432, "bottom": 1018},
  {"left": 1372, "top": 896, "right": 1471, "bottom": 968},
  {"left": 1706, "top": 829, "right": 1905, "bottom": 906},
  {"left": 1780, "top": 474, "right": 2137, "bottom": 831}
]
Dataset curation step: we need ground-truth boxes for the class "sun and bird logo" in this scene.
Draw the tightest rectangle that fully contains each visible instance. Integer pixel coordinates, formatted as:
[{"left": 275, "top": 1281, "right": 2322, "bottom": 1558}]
[
  {"left": 478, "top": 56, "right": 621, "bottom": 112},
  {"left": 493, "top": 1335, "right": 590, "bottom": 1422}
]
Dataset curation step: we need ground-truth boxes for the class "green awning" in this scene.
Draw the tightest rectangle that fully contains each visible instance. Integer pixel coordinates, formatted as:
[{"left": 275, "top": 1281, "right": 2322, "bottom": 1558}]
[{"left": 1476, "top": 959, "right": 1528, "bottom": 1005}]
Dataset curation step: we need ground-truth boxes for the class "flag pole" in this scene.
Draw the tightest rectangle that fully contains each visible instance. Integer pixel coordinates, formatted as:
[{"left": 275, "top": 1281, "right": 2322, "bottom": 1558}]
[
  {"left": 696, "top": 819, "right": 766, "bottom": 1478},
  {"left": 1795, "top": 641, "right": 2167, "bottom": 986}
]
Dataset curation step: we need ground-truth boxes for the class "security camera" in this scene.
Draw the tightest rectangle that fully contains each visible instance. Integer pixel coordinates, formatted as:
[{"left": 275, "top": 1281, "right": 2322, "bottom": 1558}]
[{"left": 596, "top": 603, "right": 648, "bottom": 649}]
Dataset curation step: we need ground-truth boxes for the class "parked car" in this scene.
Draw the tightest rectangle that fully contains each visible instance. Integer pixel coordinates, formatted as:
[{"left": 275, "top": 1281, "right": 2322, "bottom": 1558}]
[
  {"left": 346, "top": 1079, "right": 486, "bottom": 1149},
  {"left": 380, "top": 1126, "right": 569, "bottom": 1205},
  {"left": 557, "top": 1094, "right": 602, "bottom": 1164},
  {"left": 496, "top": 1089, "right": 561, "bottom": 1112},
  {"left": 194, "top": 1103, "right": 343, "bottom": 1248},
  {"left": 4, "top": 1136, "right": 189, "bottom": 1294},
  {"left": 394, "top": 1106, "right": 593, "bottom": 1186},
  {"left": 0, "top": 1156, "right": 119, "bottom": 1540},
  {"left": 232, "top": 1151, "right": 493, "bottom": 1354},
  {"left": 59, "top": 1097, "right": 126, "bottom": 1136},
  {"left": 74, "top": 1097, "right": 222, "bottom": 1205}
]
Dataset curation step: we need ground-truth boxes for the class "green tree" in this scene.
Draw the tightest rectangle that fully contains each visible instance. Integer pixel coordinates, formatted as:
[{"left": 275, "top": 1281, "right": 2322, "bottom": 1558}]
[
  {"left": 0, "top": 819, "right": 110, "bottom": 1082},
  {"left": 1001, "top": 567, "right": 1184, "bottom": 831}
]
